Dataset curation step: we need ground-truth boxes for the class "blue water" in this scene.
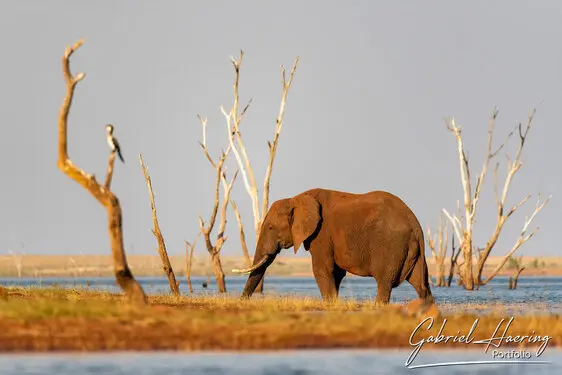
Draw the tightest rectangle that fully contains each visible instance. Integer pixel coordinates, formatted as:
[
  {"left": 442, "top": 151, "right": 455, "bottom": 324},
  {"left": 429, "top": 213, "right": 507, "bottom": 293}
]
[
  {"left": 2, "top": 275, "right": 561, "bottom": 313},
  {"left": 0, "top": 350, "right": 560, "bottom": 375}
]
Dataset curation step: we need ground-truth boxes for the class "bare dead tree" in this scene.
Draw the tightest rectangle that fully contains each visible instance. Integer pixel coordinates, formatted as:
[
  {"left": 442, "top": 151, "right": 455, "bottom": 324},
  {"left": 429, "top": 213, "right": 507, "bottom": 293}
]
[
  {"left": 509, "top": 266, "right": 526, "bottom": 290},
  {"left": 221, "top": 51, "right": 299, "bottom": 292},
  {"left": 197, "top": 116, "right": 238, "bottom": 293},
  {"left": 139, "top": 154, "right": 180, "bottom": 296},
  {"left": 427, "top": 213, "right": 448, "bottom": 287},
  {"left": 442, "top": 108, "right": 550, "bottom": 290},
  {"left": 8, "top": 249, "right": 24, "bottom": 278},
  {"left": 185, "top": 230, "right": 202, "bottom": 294},
  {"left": 56, "top": 39, "right": 146, "bottom": 304}
]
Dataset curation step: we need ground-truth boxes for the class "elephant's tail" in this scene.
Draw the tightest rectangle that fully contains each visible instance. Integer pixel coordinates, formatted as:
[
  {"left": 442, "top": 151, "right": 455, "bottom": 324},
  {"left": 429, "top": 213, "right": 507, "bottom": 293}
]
[
  {"left": 400, "top": 228, "right": 427, "bottom": 276},
  {"left": 399, "top": 228, "right": 423, "bottom": 284},
  {"left": 414, "top": 227, "right": 434, "bottom": 303}
]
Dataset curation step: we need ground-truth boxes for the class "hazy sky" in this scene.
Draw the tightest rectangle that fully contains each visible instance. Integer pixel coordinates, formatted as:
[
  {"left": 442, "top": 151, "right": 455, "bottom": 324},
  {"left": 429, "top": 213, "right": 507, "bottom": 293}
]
[{"left": 0, "top": 1, "right": 560, "bottom": 261}]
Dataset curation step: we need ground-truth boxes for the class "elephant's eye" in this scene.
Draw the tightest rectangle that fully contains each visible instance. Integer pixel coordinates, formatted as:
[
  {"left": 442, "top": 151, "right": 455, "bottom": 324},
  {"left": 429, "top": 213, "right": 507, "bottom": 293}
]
[{"left": 268, "top": 225, "right": 273, "bottom": 230}]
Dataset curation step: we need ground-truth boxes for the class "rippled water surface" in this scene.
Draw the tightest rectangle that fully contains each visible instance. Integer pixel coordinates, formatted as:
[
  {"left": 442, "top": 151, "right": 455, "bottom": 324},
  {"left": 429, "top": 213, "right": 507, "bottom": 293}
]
[
  {"left": 0, "top": 350, "right": 560, "bottom": 375},
  {"left": 1, "top": 275, "right": 561, "bottom": 313}
]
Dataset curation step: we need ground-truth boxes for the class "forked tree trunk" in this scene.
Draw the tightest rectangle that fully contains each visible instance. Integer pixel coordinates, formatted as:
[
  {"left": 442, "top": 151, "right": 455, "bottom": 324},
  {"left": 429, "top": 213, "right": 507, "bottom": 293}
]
[
  {"left": 510, "top": 266, "right": 525, "bottom": 290},
  {"left": 196, "top": 132, "right": 237, "bottom": 295},
  {"left": 57, "top": 39, "right": 146, "bottom": 305}
]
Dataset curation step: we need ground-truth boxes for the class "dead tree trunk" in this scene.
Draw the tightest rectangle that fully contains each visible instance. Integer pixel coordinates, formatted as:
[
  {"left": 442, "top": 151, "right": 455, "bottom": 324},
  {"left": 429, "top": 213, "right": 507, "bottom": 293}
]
[
  {"left": 222, "top": 51, "right": 299, "bottom": 293},
  {"left": 57, "top": 39, "right": 146, "bottom": 304},
  {"left": 196, "top": 116, "right": 238, "bottom": 293},
  {"left": 185, "top": 242, "right": 194, "bottom": 293},
  {"left": 9, "top": 250, "right": 24, "bottom": 278},
  {"left": 139, "top": 154, "right": 180, "bottom": 296},
  {"left": 185, "top": 231, "right": 201, "bottom": 294},
  {"left": 443, "top": 108, "right": 550, "bottom": 290},
  {"left": 508, "top": 256, "right": 526, "bottom": 290},
  {"left": 510, "top": 266, "right": 525, "bottom": 289},
  {"left": 210, "top": 252, "right": 226, "bottom": 293}
]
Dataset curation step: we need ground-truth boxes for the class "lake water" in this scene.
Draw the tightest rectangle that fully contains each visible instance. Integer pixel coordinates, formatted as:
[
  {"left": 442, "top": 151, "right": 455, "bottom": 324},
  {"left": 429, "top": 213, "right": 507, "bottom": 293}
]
[
  {"left": 1, "top": 274, "right": 561, "bottom": 314},
  {"left": 0, "top": 350, "right": 560, "bottom": 375}
]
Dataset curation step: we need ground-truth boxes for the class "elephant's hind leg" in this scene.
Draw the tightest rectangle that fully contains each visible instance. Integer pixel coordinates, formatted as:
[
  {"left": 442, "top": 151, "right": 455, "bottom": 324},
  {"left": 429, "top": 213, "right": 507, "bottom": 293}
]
[
  {"left": 311, "top": 257, "right": 339, "bottom": 301},
  {"left": 374, "top": 279, "right": 392, "bottom": 305}
]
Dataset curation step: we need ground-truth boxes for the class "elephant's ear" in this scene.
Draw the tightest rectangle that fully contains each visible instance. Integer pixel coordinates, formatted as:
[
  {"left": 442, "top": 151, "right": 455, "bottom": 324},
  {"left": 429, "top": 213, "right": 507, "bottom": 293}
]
[{"left": 290, "top": 195, "right": 321, "bottom": 254}]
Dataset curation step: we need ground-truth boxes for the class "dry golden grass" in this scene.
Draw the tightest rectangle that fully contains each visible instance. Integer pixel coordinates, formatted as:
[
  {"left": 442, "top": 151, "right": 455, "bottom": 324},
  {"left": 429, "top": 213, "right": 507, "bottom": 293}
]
[{"left": 0, "top": 286, "right": 560, "bottom": 352}]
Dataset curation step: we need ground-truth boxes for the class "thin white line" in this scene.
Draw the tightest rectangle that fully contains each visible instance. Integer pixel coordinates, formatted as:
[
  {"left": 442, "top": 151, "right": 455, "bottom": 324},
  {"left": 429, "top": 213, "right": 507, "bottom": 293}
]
[{"left": 407, "top": 360, "right": 551, "bottom": 369}]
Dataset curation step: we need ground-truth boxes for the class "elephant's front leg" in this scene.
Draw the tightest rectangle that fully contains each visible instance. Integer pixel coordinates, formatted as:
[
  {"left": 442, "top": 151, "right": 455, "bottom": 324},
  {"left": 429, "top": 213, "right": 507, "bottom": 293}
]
[{"left": 311, "top": 255, "right": 338, "bottom": 301}]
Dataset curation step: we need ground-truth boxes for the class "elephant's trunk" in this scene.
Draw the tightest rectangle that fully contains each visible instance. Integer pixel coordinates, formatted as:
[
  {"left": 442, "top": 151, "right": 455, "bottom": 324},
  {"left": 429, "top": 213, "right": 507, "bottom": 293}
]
[{"left": 240, "top": 247, "right": 276, "bottom": 298}]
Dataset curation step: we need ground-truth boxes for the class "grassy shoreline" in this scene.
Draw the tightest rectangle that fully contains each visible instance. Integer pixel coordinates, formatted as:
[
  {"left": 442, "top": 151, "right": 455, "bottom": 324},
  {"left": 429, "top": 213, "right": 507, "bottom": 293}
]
[{"left": 0, "top": 286, "right": 559, "bottom": 352}]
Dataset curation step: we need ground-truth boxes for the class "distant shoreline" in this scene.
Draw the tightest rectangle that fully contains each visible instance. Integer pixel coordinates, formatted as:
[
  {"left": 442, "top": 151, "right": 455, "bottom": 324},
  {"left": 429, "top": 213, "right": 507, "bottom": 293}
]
[{"left": 0, "top": 254, "right": 560, "bottom": 278}]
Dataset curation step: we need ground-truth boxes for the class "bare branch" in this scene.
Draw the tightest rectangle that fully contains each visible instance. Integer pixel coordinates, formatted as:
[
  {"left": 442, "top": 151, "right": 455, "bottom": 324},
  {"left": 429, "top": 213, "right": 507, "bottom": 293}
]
[
  {"left": 104, "top": 152, "right": 116, "bottom": 190},
  {"left": 445, "top": 117, "right": 473, "bottom": 218},
  {"left": 262, "top": 56, "right": 300, "bottom": 217},
  {"left": 216, "top": 169, "right": 239, "bottom": 251},
  {"left": 197, "top": 115, "right": 217, "bottom": 169},
  {"left": 231, "top": 199, "right": 252, "bottom": 267},
  {"left": 139, "top": 153, "right": 179, "bottom": 296},
  {"left": 471, "top": 108, "right": 502, "bottom": 221},
  {"left": 493, "top": 162, "right": 500, "bottom": 206},
  {"left": 442, "top": 208, "right": 463, "bottom": 245},
  {"left": 482, "top": 194, "right": 551, "bottom": 284},
  {"left": 506, "top": 194, "right": 531, "bottom": 218}
]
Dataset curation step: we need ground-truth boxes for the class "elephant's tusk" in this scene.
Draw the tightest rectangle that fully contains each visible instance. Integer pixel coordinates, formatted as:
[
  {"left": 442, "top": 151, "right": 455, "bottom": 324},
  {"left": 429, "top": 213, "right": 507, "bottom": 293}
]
[{"left": 232, "top": 255, "right": 269, "bottom": 274}]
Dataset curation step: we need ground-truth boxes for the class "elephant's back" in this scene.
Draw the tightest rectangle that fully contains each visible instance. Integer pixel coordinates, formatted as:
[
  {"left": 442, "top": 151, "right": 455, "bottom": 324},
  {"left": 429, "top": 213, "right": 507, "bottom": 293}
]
[
  {"left": 363, "top": 190, "right": 421, "bottom": 225},
  {"left": 304, "top": 188, "right": 423, "bottom": 231}
]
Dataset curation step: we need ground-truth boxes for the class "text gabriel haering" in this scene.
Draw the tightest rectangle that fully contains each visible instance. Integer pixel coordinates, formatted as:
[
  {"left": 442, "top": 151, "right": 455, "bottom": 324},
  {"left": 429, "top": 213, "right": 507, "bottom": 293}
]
[{"left": 405, "top": 316, "right": 551, "bottom": 367}]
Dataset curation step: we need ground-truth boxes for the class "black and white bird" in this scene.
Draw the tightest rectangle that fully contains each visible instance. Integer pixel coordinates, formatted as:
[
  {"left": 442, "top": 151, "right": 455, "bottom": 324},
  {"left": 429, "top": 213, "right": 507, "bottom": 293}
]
[{"left": 105, "top": 124, "right": 125, "bottom": 163}]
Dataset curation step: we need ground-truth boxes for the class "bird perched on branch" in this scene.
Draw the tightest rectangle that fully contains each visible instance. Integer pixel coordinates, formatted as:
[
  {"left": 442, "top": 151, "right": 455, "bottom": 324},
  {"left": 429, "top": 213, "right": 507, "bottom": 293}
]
[{"left": 105, "top": 124, "right": 125, "bottom": 163}]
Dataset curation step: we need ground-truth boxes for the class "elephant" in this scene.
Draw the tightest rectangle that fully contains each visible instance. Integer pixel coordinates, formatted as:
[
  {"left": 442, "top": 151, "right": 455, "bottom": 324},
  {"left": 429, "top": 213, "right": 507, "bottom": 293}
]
[{"left": 233, "top": 188, "right": 435, "bottom": 307}]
